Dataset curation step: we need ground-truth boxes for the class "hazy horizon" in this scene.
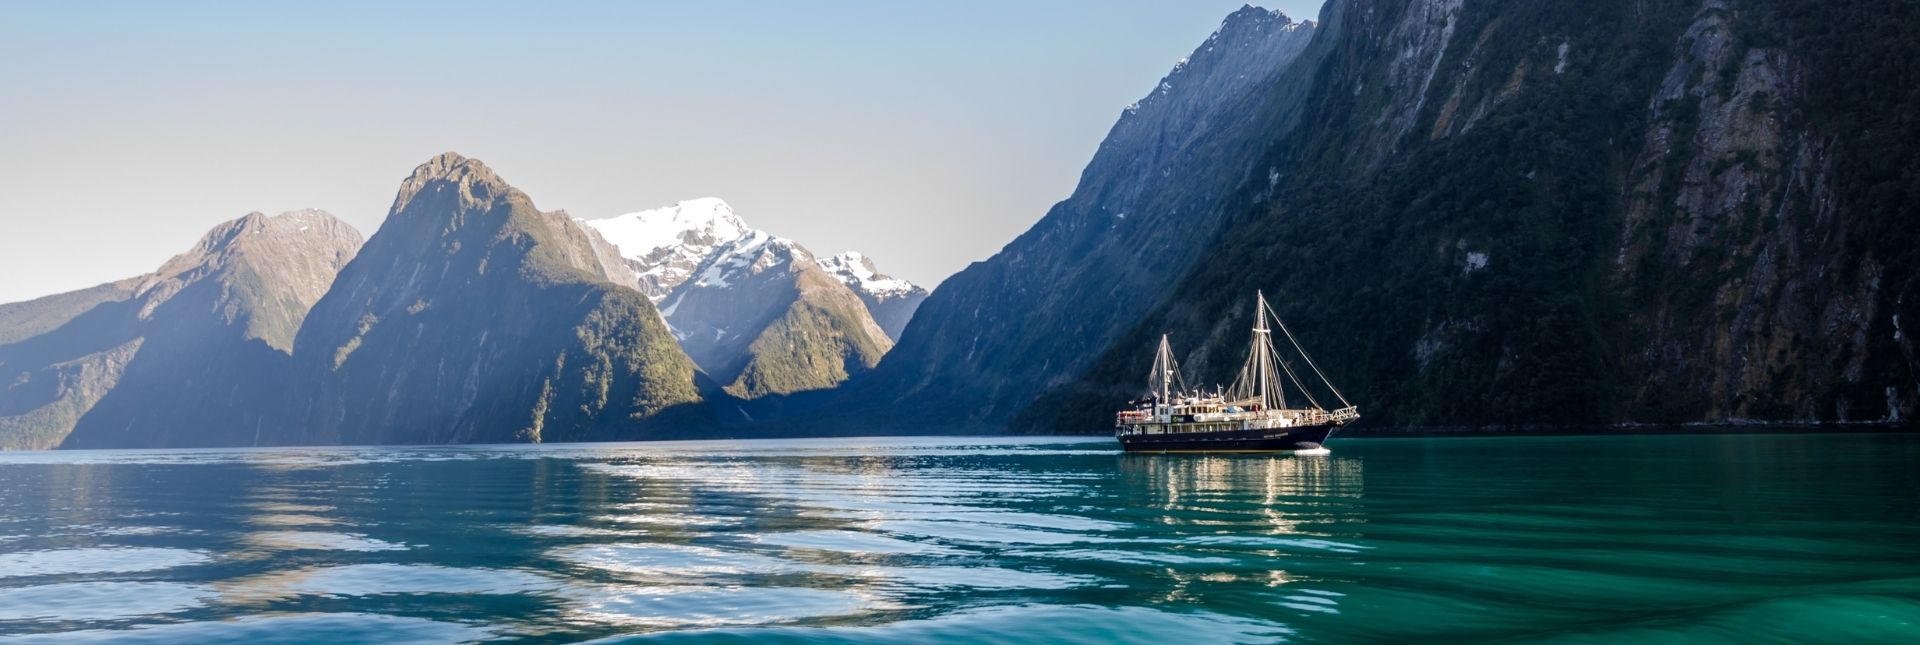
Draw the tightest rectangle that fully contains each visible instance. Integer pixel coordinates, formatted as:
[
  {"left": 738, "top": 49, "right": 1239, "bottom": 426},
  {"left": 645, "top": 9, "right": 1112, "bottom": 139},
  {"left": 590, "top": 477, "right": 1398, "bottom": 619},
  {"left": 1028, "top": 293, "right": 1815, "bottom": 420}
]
[{"left": 0, "top": 1, "right": 1325, "bottom": 304}]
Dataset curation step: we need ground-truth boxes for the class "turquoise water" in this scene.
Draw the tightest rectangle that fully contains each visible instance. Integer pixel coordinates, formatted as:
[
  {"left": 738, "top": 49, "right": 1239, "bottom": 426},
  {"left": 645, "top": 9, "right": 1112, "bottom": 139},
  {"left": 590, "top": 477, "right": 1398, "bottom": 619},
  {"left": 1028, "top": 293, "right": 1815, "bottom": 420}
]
[{"left": 0, "top": 434, "right": 1916, "bottom": 643}]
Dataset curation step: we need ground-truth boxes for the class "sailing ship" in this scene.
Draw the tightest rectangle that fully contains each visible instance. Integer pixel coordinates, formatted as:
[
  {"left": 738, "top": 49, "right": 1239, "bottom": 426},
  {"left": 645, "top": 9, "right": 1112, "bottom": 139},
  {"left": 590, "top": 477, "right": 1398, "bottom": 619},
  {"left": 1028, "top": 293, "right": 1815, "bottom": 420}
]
[{"left": 1115, "top": 292, "right": 1359, "bottom": 454}]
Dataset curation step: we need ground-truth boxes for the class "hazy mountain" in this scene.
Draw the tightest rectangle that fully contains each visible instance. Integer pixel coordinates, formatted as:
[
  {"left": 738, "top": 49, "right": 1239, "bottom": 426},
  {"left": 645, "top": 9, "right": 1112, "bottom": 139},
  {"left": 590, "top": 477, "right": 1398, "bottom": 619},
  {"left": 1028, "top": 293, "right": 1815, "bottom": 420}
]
[
  {"left": 287, "top": 152, "right": 710, "bottom": 445},
  {"left": 586, "top": 200, "right": 907, "bottom": 399},
  {"left": 0, "top": 210, "right": 362, "bottom": 449},
  {"left": 835, "top": 6, "right": 1321, "bottom": 429}
]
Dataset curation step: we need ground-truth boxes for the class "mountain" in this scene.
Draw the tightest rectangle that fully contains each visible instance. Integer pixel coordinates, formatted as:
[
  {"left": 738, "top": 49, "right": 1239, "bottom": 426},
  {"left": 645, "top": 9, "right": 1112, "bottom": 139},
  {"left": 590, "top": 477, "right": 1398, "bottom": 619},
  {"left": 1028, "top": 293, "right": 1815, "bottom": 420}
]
[
  {"left": 0, "top": 210, "right": 363, "bottom": 450},
  {"left": 817, "top": 252, "right": 929, "bottom": 341},
  {"left": 658, "top": 232, "right": 892, "bottom": 399},
  {"left": 834, "top": 6, "right": 1322, "bottom": 429},
  {"left": 585, "top": 200, "right": 910, "bottom": 399},
  {"left": 1021, "top": 0, "right": 1920, "bottom": 431},
  {"left": 287, "top": 153, "right": 710, "bottom": 445}
]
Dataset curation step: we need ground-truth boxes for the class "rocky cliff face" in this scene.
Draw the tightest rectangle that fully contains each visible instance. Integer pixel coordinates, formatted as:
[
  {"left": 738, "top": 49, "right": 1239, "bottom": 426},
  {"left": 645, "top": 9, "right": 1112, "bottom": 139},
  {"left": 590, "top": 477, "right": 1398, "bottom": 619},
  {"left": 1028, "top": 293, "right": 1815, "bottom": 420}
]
[
  {"left": 1612, "top": 0, "right": 1905, "bottom": 422},
  {"left": 0, "top": 210, "right": 363, "bottom": 449},
  {"left": 1021, "top": 0, "right": 1919, "bottom": 431},
  {"left": 836, "top": 6, "right": 1322, "bottom": 428},
  {"left": 289, "top": 153, "right": 710, "bottom": 444}
]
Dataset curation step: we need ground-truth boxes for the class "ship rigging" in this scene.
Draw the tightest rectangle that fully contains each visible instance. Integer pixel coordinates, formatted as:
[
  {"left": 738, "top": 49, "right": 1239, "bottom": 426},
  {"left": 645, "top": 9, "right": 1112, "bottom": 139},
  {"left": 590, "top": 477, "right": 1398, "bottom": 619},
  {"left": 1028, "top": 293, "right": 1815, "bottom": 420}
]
[{"left": 1116, "top": 291, "right": 1359, "bottom": 454}]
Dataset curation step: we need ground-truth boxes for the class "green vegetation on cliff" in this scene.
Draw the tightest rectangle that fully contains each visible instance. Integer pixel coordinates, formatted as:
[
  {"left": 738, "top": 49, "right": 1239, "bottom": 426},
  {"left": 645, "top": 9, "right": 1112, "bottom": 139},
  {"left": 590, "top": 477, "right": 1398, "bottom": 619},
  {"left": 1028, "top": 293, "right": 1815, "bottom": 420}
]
[{"left": 1015, "top": 0, "right": 1918, "bottom": 432}]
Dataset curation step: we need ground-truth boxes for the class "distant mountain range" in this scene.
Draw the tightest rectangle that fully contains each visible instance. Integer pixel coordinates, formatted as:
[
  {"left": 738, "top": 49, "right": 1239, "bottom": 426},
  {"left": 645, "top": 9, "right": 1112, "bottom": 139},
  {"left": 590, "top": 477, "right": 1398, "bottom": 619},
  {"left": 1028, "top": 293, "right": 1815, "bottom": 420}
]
[
  {"left": 3, "top": 155, "right": 720, "bottom": 449},
  {"left": 0, "top": 158, "right": 925, "bottom": 448},
  {"left": 2, "top": 0, "right": 1915, "bottom": 449}
]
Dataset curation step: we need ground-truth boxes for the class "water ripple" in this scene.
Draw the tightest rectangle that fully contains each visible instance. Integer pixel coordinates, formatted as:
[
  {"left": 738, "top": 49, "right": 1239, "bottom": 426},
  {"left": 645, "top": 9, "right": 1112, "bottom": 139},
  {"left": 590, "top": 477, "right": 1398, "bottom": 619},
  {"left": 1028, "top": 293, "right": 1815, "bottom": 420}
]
[
  {"left": 0, "top": 582, "right": 216, "bottom": 622},
  {"left": 220, "top": 563, "right": 559, "bottom": 601},
  {"left": 240, "top": 531, "right": 407, "bottom": 553},
  {"left": 566, "top": 585, "right": 875, "bottom": 628},
  {"left": 0, "top": 547, "right": 209, "bottom": 578},
  {"left": 0, "top": 613, "right": 495, "bottom": 644}
]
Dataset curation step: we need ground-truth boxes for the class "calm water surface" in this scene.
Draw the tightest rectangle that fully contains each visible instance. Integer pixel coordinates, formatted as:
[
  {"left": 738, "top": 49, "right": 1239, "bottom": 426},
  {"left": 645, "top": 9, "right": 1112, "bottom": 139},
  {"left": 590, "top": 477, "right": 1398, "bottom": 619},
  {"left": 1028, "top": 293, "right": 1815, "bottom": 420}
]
[{"left": 1, "top": 434, "right": 1916, "bottom": 643}]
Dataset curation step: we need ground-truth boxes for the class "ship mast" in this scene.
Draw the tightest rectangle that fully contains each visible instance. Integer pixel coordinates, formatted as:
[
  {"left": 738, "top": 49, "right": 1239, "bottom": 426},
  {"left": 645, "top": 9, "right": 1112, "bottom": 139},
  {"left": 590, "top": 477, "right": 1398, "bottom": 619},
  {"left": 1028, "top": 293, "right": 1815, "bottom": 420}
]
[
  {"left": 1146, "top": 334, "right": 1187, "bottom": 402},
  {"left": 1231, "top": 291, "right": 1336, "bottom": 411},
  {"left": 1231, "top": 292, "right": 1283, "bottom": 409},
  {"left": 1258, "top": 291, "right": 1282, "bottom": 410}
]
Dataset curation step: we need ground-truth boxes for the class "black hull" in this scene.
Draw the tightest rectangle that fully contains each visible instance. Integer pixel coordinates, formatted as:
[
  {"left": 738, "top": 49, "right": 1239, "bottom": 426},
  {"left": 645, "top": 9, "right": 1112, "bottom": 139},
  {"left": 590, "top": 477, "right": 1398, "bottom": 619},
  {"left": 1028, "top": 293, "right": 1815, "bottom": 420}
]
[{"left": 1116, "top": 423, "right": 1338, "bottom": 454}]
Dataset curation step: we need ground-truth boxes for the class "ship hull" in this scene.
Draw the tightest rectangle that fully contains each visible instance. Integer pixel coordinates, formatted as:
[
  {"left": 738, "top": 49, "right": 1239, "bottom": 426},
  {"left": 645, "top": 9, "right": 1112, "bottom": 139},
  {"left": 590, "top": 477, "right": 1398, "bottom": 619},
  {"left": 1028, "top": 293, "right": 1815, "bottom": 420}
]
[{"left": 1116, "top": 423, "right": 1338, "bottom": 454}]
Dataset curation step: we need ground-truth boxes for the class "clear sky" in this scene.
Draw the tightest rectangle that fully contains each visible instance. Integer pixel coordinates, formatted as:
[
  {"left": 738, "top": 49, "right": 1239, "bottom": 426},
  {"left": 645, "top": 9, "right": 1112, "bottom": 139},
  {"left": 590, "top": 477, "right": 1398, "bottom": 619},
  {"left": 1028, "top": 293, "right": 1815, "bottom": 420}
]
[{"left": 0, "top": 1, "right": 1325, "bottom": 303}]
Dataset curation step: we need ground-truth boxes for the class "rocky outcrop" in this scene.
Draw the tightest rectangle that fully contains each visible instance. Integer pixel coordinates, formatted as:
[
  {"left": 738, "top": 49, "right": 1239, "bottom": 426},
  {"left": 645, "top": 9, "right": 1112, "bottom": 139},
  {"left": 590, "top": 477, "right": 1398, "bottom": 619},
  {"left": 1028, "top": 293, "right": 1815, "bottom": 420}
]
[{"left": 1598, "top": 1, "right": 1910, "bottom": 423}]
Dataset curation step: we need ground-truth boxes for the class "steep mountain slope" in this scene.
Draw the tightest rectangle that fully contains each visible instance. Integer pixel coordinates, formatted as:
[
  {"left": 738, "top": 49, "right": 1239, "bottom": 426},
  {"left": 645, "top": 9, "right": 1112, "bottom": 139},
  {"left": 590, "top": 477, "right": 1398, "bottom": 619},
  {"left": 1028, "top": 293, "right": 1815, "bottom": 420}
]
[
  {"left": 1025, "top": 0, "right": 1920, "bottom": 431},
  {"left": 0, "top": 210, "right": 362, "bottom": 449},
  {"left": 289, "top": 153, "right": 710, "bottom": 445},
  {"left": 835, "top": 6, "right": 1322, "bottom": 428},
  {"left": 585, "top": 200, "right": 908, "bottom": 398},
  {"left": 0, "top": 281, "right": 138, "bottom": 347},
  {"left": 817, "top": 252, "right": 928, "bottom": 341}
]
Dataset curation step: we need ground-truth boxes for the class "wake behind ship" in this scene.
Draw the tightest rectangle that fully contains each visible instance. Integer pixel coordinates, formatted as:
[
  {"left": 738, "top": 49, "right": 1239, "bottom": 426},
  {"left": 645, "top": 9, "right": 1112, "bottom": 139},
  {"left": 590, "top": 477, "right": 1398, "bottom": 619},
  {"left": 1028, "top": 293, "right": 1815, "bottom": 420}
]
[{"left": 1115, "top": 292, "right": 1359, "bottom": 454}]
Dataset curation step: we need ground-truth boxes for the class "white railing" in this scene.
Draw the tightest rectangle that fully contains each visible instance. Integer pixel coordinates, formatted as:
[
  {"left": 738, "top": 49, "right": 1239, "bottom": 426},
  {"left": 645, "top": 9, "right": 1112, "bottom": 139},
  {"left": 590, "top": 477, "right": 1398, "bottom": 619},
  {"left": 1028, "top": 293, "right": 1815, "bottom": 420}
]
[{"left": 1117, "top": 405, "right": 1359, "bottom": 427}]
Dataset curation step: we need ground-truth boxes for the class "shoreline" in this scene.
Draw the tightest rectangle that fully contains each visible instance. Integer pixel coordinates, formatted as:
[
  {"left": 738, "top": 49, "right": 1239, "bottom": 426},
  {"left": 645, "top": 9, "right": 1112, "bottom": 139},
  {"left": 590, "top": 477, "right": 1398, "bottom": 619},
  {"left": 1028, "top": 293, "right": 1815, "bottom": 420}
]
[{"left": 1334, "top": 421, "right": 1917, "bottom": 439}]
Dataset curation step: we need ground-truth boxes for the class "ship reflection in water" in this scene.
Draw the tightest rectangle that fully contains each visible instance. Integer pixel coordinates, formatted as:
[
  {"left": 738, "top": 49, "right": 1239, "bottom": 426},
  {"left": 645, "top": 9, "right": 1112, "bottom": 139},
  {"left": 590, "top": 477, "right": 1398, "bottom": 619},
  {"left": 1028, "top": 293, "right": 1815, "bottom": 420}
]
[{"left": 2, "top": 434, "right": 1918, "bottom": 643}]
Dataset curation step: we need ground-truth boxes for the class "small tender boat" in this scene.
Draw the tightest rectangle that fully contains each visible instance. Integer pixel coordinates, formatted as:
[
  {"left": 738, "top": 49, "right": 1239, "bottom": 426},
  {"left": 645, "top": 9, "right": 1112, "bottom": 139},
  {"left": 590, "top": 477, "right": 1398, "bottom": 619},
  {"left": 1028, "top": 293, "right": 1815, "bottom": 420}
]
[{"left": 1115, "top": 292, "right": 1359, "bottom": 454}]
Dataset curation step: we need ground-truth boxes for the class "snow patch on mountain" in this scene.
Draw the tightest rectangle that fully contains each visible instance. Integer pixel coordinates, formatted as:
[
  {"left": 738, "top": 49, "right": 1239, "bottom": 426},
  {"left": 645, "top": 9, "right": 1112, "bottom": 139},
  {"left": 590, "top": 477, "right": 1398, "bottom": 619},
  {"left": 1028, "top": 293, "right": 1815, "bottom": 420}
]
[
  {"left": 818, "top": 252, "right": 919, "bottom": 299},
  {"left": 688, "top": 230, "right": 799, "bottom": 292}
]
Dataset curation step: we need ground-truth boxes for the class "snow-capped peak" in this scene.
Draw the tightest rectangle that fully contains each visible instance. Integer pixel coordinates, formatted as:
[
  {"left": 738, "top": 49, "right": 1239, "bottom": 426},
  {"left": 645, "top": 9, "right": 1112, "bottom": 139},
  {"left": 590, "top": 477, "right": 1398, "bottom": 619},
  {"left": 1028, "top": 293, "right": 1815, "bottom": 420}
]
[
  {"left": 583, "top": 198, "right": 762, "bottom": 300},
  {"left": 586, "top": 197, "right": 924, "bottom": 315},
  {"left": 818, "top": 251, "right": 921, "bottom": 299},
  {"left": 587, "top": 197, "right": 750, "bottom": 261}
]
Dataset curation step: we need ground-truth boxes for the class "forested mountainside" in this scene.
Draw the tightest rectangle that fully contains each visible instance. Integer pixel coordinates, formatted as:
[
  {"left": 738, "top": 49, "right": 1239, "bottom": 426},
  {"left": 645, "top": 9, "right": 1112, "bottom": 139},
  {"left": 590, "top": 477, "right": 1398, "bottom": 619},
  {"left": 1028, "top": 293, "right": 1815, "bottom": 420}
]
[
  {"left": 1018, "top": 0, "right": 1919, "bottom": 432},
  {"left": 835, "top": 6, "right": 1322, "bottom": 428},
  {"left": 0, "top": 211, "right": 362, "bottom": 449},
  {"left": 287, "top": 153, "right": 711, "bottom": 445}
]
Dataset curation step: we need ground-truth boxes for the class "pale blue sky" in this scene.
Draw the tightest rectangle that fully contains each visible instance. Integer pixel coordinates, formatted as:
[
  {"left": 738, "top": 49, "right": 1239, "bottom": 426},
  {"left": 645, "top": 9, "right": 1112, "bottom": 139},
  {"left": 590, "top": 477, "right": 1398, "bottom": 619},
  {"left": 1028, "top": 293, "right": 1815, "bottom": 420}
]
[{"left": 0, "top": 1, "right": 1324, "bottom": 303}]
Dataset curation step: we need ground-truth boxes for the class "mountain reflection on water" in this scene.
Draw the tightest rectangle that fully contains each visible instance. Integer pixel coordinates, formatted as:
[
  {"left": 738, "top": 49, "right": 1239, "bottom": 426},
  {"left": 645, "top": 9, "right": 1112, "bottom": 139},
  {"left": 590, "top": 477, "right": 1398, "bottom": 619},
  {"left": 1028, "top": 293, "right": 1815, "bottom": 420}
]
[{"left": 1, "top": 434, "right": 1917, "bottom": 643}]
